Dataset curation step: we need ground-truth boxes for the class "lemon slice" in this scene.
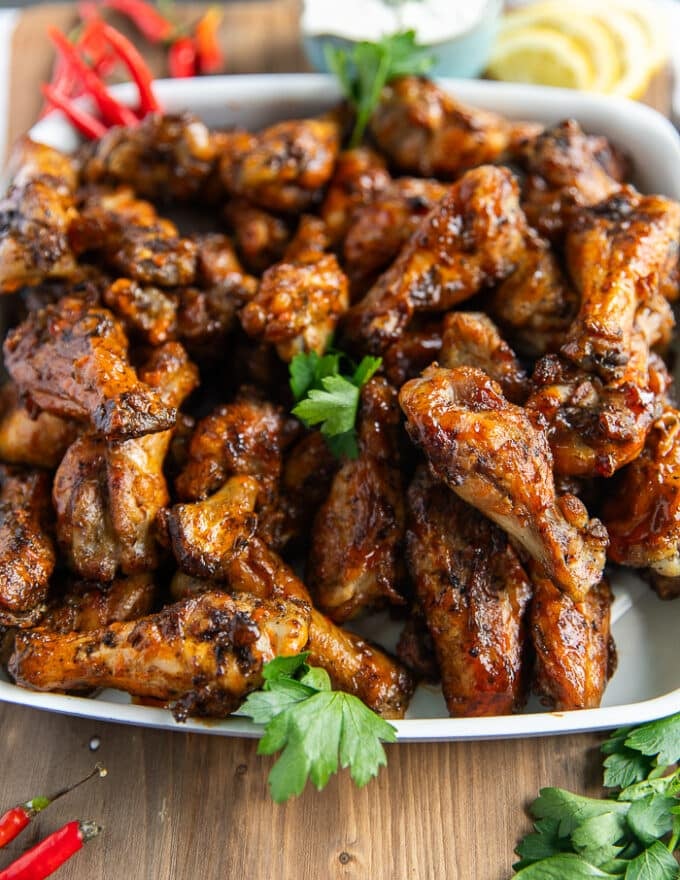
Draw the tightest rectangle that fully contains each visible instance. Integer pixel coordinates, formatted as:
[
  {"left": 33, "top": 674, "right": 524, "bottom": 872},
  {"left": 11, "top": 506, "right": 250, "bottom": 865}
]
[
  {"left": 608, "top": 0, "right": 669, "bottom": 74},
  {"left": 487, "top": 26, "right": 594, "bottom": 91},
  {"left": 585, "top": 2, "right": 655, "bottom": 98},
  {"left": 498, "top": 2, "right": 619, "bottom": 93}
]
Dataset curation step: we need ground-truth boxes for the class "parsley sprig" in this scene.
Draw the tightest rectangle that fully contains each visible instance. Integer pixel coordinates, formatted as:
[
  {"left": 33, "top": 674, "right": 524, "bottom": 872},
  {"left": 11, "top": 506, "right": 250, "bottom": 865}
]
[
  {"left": 514, "top": 713, "right": 680, "bottom": 878},
  {"left": 237, "top": 653, "right": 397, "bottom": 803},
  {"left": 325, "top": 30, "right": 436, "bottom": 147},
  {"left": 289, "top": 348, "right": 381, "bottom": 459}
]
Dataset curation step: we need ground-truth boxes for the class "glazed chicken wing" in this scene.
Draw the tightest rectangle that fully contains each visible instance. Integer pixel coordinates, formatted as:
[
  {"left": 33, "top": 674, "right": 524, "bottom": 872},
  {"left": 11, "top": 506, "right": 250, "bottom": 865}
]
[
  {"left": 308, "top": 378, "right": 406, "bottom": 621},
  {"left": 369, "top": 76, "right": 541, "bottom": 178},
  {"left": 81, "top": 112, "right": 217, "bottom": 201},
  {"left": 10, "top": 591, "right": 311, "bottom": 721},
  {"left": 407, "top": 466, "right": 531, "bottom": 716},
  {"left": 0, "top": 138, "right": 78, "bottom": 293},
  {"left": 439, "top": 311, "right": 529, "bottom": 404},
  {"left": 562, "top": 189, "right": 680, "bottom": 380},
  {"left": 219, "top": 116, "right": 341, "bottom": 213},
  {"left": 0, "top": 465, "right": 55, "bottom": 625},
  {"left": 383, "top": 319, "right": 443, "bottom": 386},
  {"left": 344, "top": 165, "right": 528, "bottom": 353},
  {"left": 530, "top": 565, "right": 614, "bottom": 710},
  {"left": 0, "top": 382, "right": 78, "bottom": 469},
  {"left": 400, "top": 365, "right": 608, "bottom": 599},
  {"left": 320, "top": 147, "right": 391, "bottom": 243},
  {"left": 4, "top": 297, "right": 176, "bottom": 439},
  {"left": 223, "top": 199, "right": 292, "bottom": 274},
  {"left": 279, "top": 430, "right": 338, "bottom": 548},
  {"left": 41, "top": 573, "right": 157, "bottom": 633}
]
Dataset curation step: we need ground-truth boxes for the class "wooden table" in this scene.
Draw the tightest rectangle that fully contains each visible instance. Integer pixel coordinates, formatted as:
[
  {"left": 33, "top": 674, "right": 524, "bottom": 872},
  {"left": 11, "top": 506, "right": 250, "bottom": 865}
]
[{"left": 0, "top": 5, "right": 673, "bottom": 878}]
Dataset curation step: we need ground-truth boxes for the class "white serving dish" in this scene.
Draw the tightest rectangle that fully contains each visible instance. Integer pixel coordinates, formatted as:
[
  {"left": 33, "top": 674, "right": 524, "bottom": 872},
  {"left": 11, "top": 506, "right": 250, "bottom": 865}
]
[{"left": 1, "top": 75, "right": 680, "bottom": 742}]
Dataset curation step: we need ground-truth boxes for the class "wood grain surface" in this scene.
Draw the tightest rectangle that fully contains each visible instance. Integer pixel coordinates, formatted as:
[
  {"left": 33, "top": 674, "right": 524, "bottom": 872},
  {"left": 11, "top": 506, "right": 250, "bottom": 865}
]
[{"left": 0, "top": 5, "right": 673, "bottom": 879}]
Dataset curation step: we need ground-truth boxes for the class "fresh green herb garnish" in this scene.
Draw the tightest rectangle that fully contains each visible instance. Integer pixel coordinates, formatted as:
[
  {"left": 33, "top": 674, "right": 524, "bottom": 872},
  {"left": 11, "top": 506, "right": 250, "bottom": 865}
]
[
  {"left": 513, "top": 713, "right": 680, "bottom": 878},
  {"left": 237, "top": 653, "right": 397, "bottom": 803},
  {"left": 325, "top": 30, "right": 436, "bottom": 148},
  {"left": 289, "top": 348, "right": 382, "bottom": 459}
]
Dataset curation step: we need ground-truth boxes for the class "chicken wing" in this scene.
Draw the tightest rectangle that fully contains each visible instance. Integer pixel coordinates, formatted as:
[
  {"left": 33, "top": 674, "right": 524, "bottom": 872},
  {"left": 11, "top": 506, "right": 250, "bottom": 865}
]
[
  {"left": 0, "top": 466, "right": 55, "bottom": 624},
  {"left": 562, "top": 189, "right": 680, "bottom": 380},
  {"left": 519, "top": 119, "right": 625, "bottom": 240},
  {"left": 406, "top": 466, "right": 531, "bottom": 716},
  {"left": 400, "top": 365, "right": 608, "bottom": 599},
  {"left": 439, "top": 311, "right": 529, "bottom": 404},
  {"left": 279, "top": 430, "right": 338, "bottom": 548},
  {"left": 219, "top": 116, "right": 341, "bottom": 213},
  {"left": 41, "top": 573, "right": 157, "bottom": 633},
  {"left": 383, "top": 319, "right": 443, "bottom": 386},
  {"left": 308, "top": 378, "right": 406, "bottom": 621},
  {"left": 320, "top": 146, "right": 391, "bottom": 243},
  {"left": 4, "top": 296, "right": 176, "bottom": 440},
  {"left": 343, "top": 165, "right": 528, "bottom": 353},
  {"left": 530, "top": 565, "right": 614, "bottom": 710},
  {"left": 9, "top": 591, "right": 311, "bottom": 721},
  {"left": 0, "top": 382, "right": 78, "bottom": 469},
  {"left": 223, "top": 199, "right": 292, "bottom": 274},
  {"left": 0, "top": 138, "right": 79, "bottom": 293},
  {"left": 81, "top": 112, "right": 217, "bottom": 201},
  {"left": 369, "top": 76, "right": 541, "bottom": 178}
]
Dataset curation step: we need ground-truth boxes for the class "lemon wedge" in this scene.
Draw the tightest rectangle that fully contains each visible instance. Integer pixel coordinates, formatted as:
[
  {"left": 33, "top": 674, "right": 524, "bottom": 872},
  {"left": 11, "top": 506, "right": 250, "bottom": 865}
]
[
  {"left": 498, "top": 2, "right": 619, "bottom": 93},
  {"left": 487, "top": 26, "right": 594, "bottom": 91}
]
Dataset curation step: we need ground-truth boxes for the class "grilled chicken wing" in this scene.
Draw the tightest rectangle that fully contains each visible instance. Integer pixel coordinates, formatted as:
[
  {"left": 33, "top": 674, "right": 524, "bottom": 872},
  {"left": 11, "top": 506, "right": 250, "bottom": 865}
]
[
  {"left": 41, "top": 573, "right": 157, "bottom": 633},
  {"left": 407, "top": 466, "right": 531, "bottom": 716},
  {"left": 219, "top": 116, "right": 341, "bottom": 213},
  {"left": 400, "top": 365, "right": 608, "bottom": 599},
  {"left": 488, "top": 233, "right": 578, "bottom": 357},
  {"left": 0, "top": 382, "right": 78, "bottom": 469},
  {"left": 72, "top": 187, "right": 198, "bottom": 288},
  {"left": 369, "top": 76, "right": 541, "bottom": 178},
  {"left": 308, "top": 378, "right": 406, "bottom": 621},
  {"left": 223, "top": 199, "right": 292, "bottom": 274},
  {"left": 4, "top": 297, "right": 176, "bottom": 440},
  {"left": 344, "top": 165, "right": 528, "bottom": 353},
  {"left": 439, "top": 312, "right": 529, "bottom": 404},
  {"left": 562, "top": 189, "right": 680, "bottom": 380},
  {"left": 279, "top": 430, "right": 338, "bottom": 548},
  {"left": 0, "top": 138, "right": 78, "bottom": 293},
  {"left": 0, "top": 465, "right": 55, "bottom": 624},
  {"left": 320, "top": 147, "right": 391, "bottom": 243},
  {"left": 10, "top": 591, "right": 311, "bottom": 720},
  {"left": 343, "top": 177, "right": 448, "bottom": 297},
  {"left": 530, "top": 565, "right": 614, "bottom": 710},
  {"left": 81, "top": 112, "right": 216, "bottom": 201},
  {"left": 519, "top": 119, "right": 625, "bottom": 240},
  {"left": 383, "top": 319, "right": 443, "bottom": 386}
]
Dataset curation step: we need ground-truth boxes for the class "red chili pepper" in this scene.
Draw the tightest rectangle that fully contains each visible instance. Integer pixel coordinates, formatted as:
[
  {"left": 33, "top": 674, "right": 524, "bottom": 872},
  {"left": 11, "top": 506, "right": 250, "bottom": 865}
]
[
  {"left": 40, "top": 84, "right": 108, "bottom": 139},
  {"left": 0, "top": 766, "right": 105, "bottom": 849},
  {"left": 168, "top": 36, "right": 197, "bottom": 78},
  {"left": 102, "top": 0, "right": 174, "bottom": 43},
  {"left": 98, "top": 21, "right": 161, "bottom": 114},
  {"left": 0, "top": 820, "right": 101, "bottom": 880},
  {"left": 194, "top": 7, "right": 223, "bottom": 74},
  {"left": 48, "top": 27, "right": 139, "bottom": 127}
]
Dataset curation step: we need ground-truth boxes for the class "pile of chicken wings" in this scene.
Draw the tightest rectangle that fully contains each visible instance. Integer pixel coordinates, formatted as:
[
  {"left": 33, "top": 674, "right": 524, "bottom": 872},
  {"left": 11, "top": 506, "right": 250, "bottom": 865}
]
[{"left": 0, "top": 75, "right": 678, "bottom": 722}]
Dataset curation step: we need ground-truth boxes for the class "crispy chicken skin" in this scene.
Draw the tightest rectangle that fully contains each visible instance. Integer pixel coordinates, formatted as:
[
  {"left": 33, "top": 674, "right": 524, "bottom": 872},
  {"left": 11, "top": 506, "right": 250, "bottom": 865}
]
[
  {"left": 369, "top": 76, "right": 541, "bottom": 178},
  {"left": 488, "top": 233, "right": 578, "bottom": 358},
  {"left": 81, "top": 112, "right": 217, "bottom": 201},
  {"left": 219, "top": 117, "right": 341, "bottom": 213},
  {"left": 223, "top": 199, "right": 292, "bottom": 274},
  {"left": 439, "top": 312, "right": 529, "bottom": 404},
  {"left": 103, "top": 279, "right": 178, "bottom": 347},
  {"left": 383, "top": 320, "right": 443, "bottom": 386},
  {"left": 225, "top": 536, "right": 414, "bottom": 718},
  {"left": 41, "top": 573, "right": 157, "bottom": 633},
  {"left": 343, "top": 177, "right": 448, "bottom": 296},
  {"left": 10, "top": 591, "right": 311, "bottom": 721},
  {"left": 308, "top": 378, "right": 406, "bottom": 621},
  {"left": 530, "top": 565, "right": 614, "bottom": 710},
  {"left": 344, "top": 165, "right": 528, "bottom": 353},
  {"left": 400, "top": 365, "right": 608, "bottom": 599},
  {"left": 0, "top": 383, "right": 78, "bottom": 469},
  {"left": 562, "top": 189, "right": 680, "bottom": 380},
  {"left": 320, "top": 147, "right": 391, "bottom": 243},
  {"left": 602, "top": 409, "right": 680, "bottom": 580},
  {"left": 519, "top": 119, "right": 624, "bottom": 240},
  {"left": 0, "top": 138, "right": 79, "bottom": 293},
  {"left": 406, "top": 466, "right": 531, "bottom": 716},
  {"left": 160, "top": 475, "right": 259, "bottom": 579},
  {"left": 4, "top": 297, "right": 176, "bottom": 440},
  {"left": 0, "top": 465, "right": 55, "bottom": 622}
]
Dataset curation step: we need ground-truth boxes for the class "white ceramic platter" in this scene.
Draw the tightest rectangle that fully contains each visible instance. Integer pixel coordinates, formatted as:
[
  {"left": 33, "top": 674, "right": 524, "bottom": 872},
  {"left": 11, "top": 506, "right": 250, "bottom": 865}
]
[{"left": 1, "top": 75, "right": 679, "bottom": 742}]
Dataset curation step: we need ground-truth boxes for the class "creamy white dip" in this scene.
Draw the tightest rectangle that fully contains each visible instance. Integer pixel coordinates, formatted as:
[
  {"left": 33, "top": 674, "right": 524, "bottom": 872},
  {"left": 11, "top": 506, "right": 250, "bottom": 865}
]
[{"left": 302, "top": 0, "right": 490, "bottom": 45}]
